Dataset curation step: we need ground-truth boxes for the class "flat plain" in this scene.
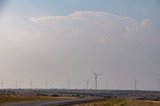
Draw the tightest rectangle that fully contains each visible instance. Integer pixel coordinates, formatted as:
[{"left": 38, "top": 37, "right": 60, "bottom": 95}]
[{"left": 76, "top": 98, "right": 160, "bottom": 106}]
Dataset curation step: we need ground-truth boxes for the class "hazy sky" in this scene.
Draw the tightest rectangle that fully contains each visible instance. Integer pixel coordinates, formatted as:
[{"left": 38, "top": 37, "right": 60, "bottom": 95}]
[{"left": 0, "top": 0, "right": 160, "bottom": 90}]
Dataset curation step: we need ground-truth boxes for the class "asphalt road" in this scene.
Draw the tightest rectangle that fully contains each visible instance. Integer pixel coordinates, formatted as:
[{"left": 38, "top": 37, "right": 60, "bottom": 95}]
[{"left": 2, "top": 97, "right": 102, "bottom": 106}]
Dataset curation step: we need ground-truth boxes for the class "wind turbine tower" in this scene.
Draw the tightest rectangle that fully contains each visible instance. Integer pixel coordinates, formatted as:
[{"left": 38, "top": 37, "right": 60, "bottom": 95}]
[
  {"left": 106, "top": 82, "right": 109, "bottom": 90},
  {"left": 92, "top": 70, "right": 102, "bottom": 90},
  {"left": 158, "top": 79, "right": 160, "bottom": 91},
  {"left": 45, "top": 81, "right": 48, "bottom": 89},
  {"left": 85, "top": 80, "right": 89, "bottom": 89},
  {"left": 79, "top": 82, "right": 81, "bottom": 89},
  {"left": 30, "top": 81, "right": 33, "bottom": 89},
  {"left": 134, "top": 80, "right": 139, "bottom": 90},
  {"left": 16, "top": 82, "right": 18, "bottom": 89},
  {"left": 68, "top": 81, "right": 71, "bottom": 89},
  {"left": 1, "top": 81, "right": 4, "bottom": 89}
]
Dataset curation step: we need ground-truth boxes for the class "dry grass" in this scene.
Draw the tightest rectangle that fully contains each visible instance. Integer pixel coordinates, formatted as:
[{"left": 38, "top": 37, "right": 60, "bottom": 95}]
[
  {"left": 76, "top": 98, "right": 160, "bottom": 106},
  {"left": 127, "top": 100, "right": 160, "bottom": 106},
  {"left": 76, "top": 98, "right": 127, "bottom": 106}
]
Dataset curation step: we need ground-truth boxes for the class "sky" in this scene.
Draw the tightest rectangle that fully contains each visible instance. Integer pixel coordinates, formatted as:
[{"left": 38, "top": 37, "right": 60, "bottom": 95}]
[{"left": 0, "top": 0, "right": 160, "bottom": 90}]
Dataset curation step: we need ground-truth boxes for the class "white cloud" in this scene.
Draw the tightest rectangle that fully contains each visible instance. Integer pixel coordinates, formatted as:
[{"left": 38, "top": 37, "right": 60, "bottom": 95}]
[{"left": 30, "top": 11, "right": 152, "bottom": 45}]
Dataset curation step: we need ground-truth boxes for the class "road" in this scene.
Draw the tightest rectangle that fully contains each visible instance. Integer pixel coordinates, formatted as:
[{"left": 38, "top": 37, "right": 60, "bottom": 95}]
[{"left": 2, "top": 97, "right": 103, "bottom": 106}]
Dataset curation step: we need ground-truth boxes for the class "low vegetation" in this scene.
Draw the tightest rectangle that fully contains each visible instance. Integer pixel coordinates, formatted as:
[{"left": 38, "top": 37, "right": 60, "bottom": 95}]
[
  {"left": 127, "top": 100, "right": 160, "bottom": 106},
  {"left": 77, "top": 98, "right": 160, "bottom": 106},
  {"left": 77, "top": 98, "right": 127, "bottom": 106}
]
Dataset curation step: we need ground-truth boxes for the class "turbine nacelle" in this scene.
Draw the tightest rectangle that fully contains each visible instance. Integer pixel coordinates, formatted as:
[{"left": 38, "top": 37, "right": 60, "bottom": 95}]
[{"left": 92, "top": 70, "right": 102, "bottom": 76}]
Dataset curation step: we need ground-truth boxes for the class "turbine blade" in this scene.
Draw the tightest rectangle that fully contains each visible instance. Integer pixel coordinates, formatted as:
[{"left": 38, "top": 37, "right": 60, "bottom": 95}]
[
  {"left": 97, "top": 73, "right": 102, "bottom": 76},
  {"left": 92, "top": 70, "right": 96, "bottom": 75}
]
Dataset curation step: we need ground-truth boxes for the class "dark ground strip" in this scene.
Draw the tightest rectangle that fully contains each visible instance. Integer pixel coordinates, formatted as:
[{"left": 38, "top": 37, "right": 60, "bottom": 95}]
[{"left": 2, "top": 97, "right": 103, "bottom": 106}]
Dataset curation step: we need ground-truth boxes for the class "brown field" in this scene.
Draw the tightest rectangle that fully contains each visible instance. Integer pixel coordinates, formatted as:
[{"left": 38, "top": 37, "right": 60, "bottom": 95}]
[
  {"left": 0, "top": 96, "right": 73, "bottom": 104},
  {"left": 75, "top": 98, "right": 160, "bottom": 106},
  {"left": 0, "top": 95, "right": 160, "bottom": 106}
]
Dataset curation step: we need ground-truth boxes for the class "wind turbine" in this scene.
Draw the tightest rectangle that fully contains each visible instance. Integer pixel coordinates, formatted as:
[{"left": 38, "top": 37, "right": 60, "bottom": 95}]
[
  {"left": 16, "top": 81, "right": 18, "bottom": 89},
  {"left": 85, "top": 80, "right": 89, "bottom": 89},
  {"left": 1, "top": 81, "right": 4, "bottom": 89},
  {"left": 158, "top": 79, "right": 160, "bottom": 91},
  {"left": 45, "top": 81, "right": 48, "bottom": 89},
  {"left": 50, "top": 84, "right": 54, "bottom": 89},
  {"left": 106, "top": 82, "right": 109, "bottom": 90},
  {"left": 68, "top": 81, "right": 71, "bottom": 89},
  {"left": 134, "top": 79, "right": 139, "bottom": 90},
  {"left": 79, "top": 82, "right": 81, "bottom": 89},
  {"left": 30, "top": 81, "right": 33, "bottom": 89},
  {"left": 92, "top": 70, "right": 102, "bottom": 90}
]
